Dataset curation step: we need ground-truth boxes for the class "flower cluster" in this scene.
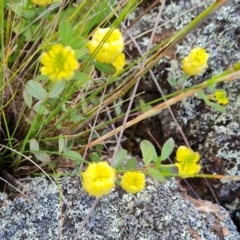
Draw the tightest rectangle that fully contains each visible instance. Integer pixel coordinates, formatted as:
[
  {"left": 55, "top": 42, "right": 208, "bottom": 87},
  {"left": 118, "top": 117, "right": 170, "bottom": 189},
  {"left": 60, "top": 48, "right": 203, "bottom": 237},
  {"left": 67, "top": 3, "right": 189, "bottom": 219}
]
[
  {"left": 182, "top": 48, "right": 209, "bottom": 76},
  {"left": 40, "top": 44, "right": 79, "bottom": 81},
  {"left": 32, "top": 0, "right": 60, "bottom": 6},
  {"left": 87, "top": 28, "right": 126, "bottom": 73},
  {"left": 214, "top": 90, "right": 228, "bottom": 105},
  {"left": 81, "top": 161, "right": 116, "bottom": 198},
  {"left": 82, "top": 162, "right": 145, "bottom": 197},
  {"left": 121, "top": 171, "right": 145, "bottom": 194},
  {"left": 175, "top": 146, "right": 201, "bottom": 176}
]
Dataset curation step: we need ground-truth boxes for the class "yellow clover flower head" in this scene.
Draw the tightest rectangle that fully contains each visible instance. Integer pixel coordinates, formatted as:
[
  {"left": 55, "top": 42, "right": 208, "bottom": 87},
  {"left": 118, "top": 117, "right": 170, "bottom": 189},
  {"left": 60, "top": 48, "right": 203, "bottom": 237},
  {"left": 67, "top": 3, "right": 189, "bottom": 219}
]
[
  {"left": 82, "top": 161, "right": 116, "bottom": 198},
  {"left": 87, "top": 28, "right": 124, "bottom": 64},
  {"left": 40, "top": 44, "right": 79, "bottom": 81},
  {"left": 32, "top": 0, "right": 60, "bottom": 6},
  {"left": 121, "top": 172, "right": 145, "bottom": 194},
  {"left": 175, "top": 146, "right": 201, "bottom": 176},
  {"left": 112, "top": 53, "right": 126, "bottom": 74},
  {"left": 214, "top": 90, "right": 228, "bottom": 105},
  {"left": 182, "top": 48, "right": 209, "bottom": 76}
]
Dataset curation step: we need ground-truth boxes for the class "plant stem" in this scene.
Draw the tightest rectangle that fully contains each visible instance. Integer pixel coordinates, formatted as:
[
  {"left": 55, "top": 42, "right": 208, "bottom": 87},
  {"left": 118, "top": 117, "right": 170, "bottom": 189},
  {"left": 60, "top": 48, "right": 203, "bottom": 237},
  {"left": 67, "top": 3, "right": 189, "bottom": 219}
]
[
  {"left": 78, "top": 0, "right": 231, "bottom": 132},
  {"left": 81, "top": 68, "right": 240, "bottom": 152}
]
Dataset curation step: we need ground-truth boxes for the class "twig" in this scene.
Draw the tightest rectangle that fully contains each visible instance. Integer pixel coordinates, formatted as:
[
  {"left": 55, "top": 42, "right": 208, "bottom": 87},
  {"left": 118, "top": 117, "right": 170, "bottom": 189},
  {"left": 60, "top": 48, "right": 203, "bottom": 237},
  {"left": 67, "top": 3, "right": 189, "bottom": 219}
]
[{"left": 73, "top": 198, "right": 99, "bottom": 240}]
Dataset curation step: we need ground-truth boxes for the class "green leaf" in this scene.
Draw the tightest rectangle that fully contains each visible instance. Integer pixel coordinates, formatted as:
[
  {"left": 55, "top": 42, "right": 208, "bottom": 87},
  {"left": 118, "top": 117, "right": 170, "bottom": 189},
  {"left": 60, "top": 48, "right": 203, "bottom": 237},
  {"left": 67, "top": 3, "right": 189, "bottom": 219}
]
[
  {"left": 148, "top": 168, "right": 165, "bottom": 182},
  {"left": 89, "top": 153, "right": 101, "bottom": 163},
  {"left": 161, "top": 138, "right": 175, "bottom": 161},
  {"left": 22, "top": 24, "right": 39, "bottom": 41},
  {"left": 58, "top": 7, "right": 76, "bottom": 23},
  {"left": 48, "top": 81, "right": 66, "bottom": 98},
  {"left": 70, "top": 110, "right": 81, "bottom": 123},
  {"left": 34, "top": 152, "right": 51, "bottom": 163},
  {"left": 125, "top": 158, "right": 137, "bottom": 170},
  {"left": 155, "top": 156, "right": 162, "bottom": 169},
  {"left": 33, "top": 104, "right": 49, "bottom": 115},
  {"left": 161, "top": 166, "right": 175, "bottom": 175},
  {"left": 22, "top": 10, "right": 36, "bottom": 19},
  {"left": 197, "top": 90, "right": 208, "bottom": 100},
  {"left": 176, "top": 73, "right": 188, "bottom": 86},
  {"left": 208, "top": 102, "right": 226, "bottom": 113},
  {"left": 58, "top": 137, "right": 65, "bottom": 153},
  {"left": 59, "top": 21, "right": 72, "bottom": 45},
  {"left": 25, "top": 80, "right": 47, "bottom": 100},
  {"left": 112, "top": 149, "right": 127, "bottom": 168},
  {"left": 93, "top": 61, "right": 116, "bottom": 75},
  {"left": 7, "top": 3, "right": 23, "bottom": 16},
  {"left": 29, "top": 138, "right": 39, "bottom": 151},
  {"left": 167, "top": 76, "right": 177, "bottom": 87},
  {"left": 29, "top": 139, "right": 50, "bottom": 162},
  {"left": 95, "top": 144, "right": 104, "bottom": 151},
  {"left": 115, "top": 104, "right": 122, "bottom": 116},
  {"left": 140, "top": 140, "right": 158, "bottom": 165},
  {"left": 114, "top": 98, "right": 123, "bottom": 116},
  {"left": 75, "top": 48, "right": 88, "bottom": 60},
  {"left": 73, "top": 72, "right": 92, "bottom": 87},
  {"left": 33, "top": 75, "right": 48, "bottom": 81},
  {"left": 23, "top": 89, "right": 32, "bottom": 108},
  {"left": 95, "top": 145, "right": 103, "bottom": 158},
  {"left": 63, "top": 150, "right": 83, "bottom": 163},
  {"left": 69, "top": 36, "right": 85, "bottom": 49},
  {"left": 139, "top": 100, "right": 152, "bottom": 113}
]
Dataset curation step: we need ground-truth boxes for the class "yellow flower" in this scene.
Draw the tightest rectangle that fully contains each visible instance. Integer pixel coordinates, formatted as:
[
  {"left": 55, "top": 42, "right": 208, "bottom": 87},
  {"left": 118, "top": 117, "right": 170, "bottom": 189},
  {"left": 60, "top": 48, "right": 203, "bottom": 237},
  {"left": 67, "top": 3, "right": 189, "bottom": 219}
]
[
  {"left": 81, "top": 161, "right": 116, "bottom": 198},
  {"left": 32, "top": 0, "right": 60, "bottom": 6},
  {"left": 175, "top": 146, "right": 201, "bottom": 176},
  {"left": 214, "top": 90, "right": 228, "bottom": 105},
  {"left": 87, "top": 28, "right": 124, "bottom": 64},
  {"left": 121, "top": 172, "right": 145, "bottom": 194},
  {"left": 182, "top": 48, "right": 209, "bottom": 76},
  {"left": 112, "top": 53, "right": 126, "bottom": 74},
  {"left": 40, "top": 44, "right": 79, "bottom": 81}
]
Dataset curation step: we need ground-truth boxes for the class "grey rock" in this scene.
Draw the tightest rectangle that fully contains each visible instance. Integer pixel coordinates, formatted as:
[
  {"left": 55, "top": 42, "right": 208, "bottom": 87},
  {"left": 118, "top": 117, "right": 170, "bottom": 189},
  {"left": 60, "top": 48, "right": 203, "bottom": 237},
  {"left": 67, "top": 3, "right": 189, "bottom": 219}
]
[
  {"left": 0, "top": 177, "right": 239, "bottom": 239},
  {"left": 127, "top": 0, "right": 240, "bottom": 227}
]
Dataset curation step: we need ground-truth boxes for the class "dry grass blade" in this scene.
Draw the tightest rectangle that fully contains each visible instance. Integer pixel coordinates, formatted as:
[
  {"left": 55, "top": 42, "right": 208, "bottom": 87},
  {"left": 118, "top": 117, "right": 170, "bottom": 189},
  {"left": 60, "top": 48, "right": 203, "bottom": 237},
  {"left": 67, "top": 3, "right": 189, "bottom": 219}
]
[{"left": 82, "top": 70, "right": 240, "bottom": 151}]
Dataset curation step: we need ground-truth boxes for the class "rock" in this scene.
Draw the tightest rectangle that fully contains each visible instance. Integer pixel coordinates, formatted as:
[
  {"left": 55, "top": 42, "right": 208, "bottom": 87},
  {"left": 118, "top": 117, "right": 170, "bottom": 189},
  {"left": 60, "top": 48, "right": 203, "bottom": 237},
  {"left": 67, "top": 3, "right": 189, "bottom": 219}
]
[
  {"left": 0, "top": 177, "right": 239, "bottom": 239},
  {"left": 126, "top": 0, "right": 240, "bottom": 231}
]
